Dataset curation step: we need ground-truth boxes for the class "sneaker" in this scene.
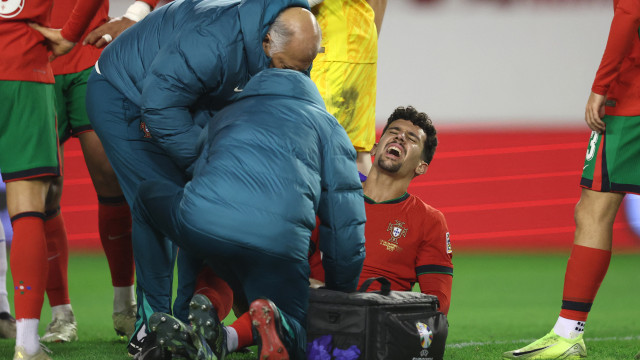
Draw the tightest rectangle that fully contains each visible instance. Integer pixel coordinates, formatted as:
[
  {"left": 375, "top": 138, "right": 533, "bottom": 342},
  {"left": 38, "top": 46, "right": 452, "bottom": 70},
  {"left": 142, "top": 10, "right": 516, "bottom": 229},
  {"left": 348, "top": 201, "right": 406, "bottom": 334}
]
[
  {"left": 249, "top": 299, "right": 289, "bottom": 360},
  {"left": 13, "top": 345, "right": 52, "bottom": 360},
  {"left": 0, "top": 312, "right": 16, "bottom": 338},
  {"left": 40, "top": 318, "right": 78, "bottom": 343},
  {"left": 502, "top": 330, "right": 586, "bottom": 359},
  {"left": 148, "top": 312, "right": 200, "bottom": 359},
  {"left": 113, "top": 303, "right": 137, "bottom": 339},
  {"left": 188, "top": 294, "right": 228, "bottom": 360}
]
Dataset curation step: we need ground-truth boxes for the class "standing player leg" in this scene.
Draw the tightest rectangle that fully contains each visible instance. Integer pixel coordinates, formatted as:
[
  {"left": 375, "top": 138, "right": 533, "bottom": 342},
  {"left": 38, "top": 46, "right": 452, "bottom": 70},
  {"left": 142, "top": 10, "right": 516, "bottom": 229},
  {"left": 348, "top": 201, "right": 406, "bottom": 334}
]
[
  {"left": 556, "top": 189, "right": 622, "bottom": 335},
  {"left": 7, "top": 180, "right": 52, "bottom": 360},
  {"left": 61, "top": 67, "right": 136, "bottom": 337},
  {"left": 504, "top": 115, "right": 639, "bottom": 359},
  {"left": 2, "top": 80, "right": 61, "bottom": 360},
  {"left": 79, "top": 130, "right": 136, "bottom": 339},
  {"left": 38, "top": 73, "right": 79, "bottom": 344},
  {"left": 40, "top": 173, "right": 78, "bottom": 343},
  {"left": 58, "top": 67, "right": 137, "bottom": 338},
  {"left": 503, "top": 189, "right": 622, "bottom": 360}
]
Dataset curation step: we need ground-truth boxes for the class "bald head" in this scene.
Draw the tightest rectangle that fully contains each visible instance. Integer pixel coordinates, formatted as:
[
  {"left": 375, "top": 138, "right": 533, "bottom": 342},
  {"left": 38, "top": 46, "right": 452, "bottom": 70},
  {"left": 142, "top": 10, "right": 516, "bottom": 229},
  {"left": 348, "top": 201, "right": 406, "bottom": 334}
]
[{"left": 263, "top": 7, "right": 322, "bottom": 71}]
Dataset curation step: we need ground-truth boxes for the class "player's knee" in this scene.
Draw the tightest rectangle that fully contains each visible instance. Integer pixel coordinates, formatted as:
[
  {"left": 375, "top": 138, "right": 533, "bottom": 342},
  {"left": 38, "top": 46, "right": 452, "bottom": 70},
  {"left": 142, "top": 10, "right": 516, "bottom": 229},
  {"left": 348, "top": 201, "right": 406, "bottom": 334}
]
[
  {"left": 574, "top": 196, "right": 615, "bottom": 229},
  {"left": 90, "top": 163, "right": 122, "bottom": 195}
]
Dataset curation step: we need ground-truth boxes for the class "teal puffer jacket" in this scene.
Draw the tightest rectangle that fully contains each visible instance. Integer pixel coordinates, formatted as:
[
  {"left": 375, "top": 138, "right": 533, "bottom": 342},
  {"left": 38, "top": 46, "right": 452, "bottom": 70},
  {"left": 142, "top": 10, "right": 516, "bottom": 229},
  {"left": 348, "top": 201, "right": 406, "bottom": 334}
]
[
  {"left": 97, "top": 0, "right": 308, "bottom": 171},
  {"left": 181, "top": 68, "right": 366, "bottom": 292}
]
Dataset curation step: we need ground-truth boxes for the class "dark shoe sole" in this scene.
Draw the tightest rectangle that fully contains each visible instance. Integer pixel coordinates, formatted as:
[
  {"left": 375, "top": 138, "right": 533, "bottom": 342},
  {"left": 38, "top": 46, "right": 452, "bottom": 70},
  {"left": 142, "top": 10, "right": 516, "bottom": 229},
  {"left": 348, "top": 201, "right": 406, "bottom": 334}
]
[
  {"left": 189, "top": 294, "right": 221, "bottom": 345},
  {"left": 188, "top": 294, "right": 226, "bottom": 360},
  {"left": 149, "top": 312, "right": 197, "bottom": 359},
  {"left": 249, "top": 299, "right": 289, "bottom": 360}
]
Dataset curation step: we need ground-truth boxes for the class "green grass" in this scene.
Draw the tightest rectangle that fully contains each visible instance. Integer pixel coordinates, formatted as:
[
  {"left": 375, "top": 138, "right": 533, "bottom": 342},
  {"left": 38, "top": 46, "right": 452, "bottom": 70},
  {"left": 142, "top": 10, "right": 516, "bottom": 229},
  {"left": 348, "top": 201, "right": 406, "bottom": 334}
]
[{"left": 1, "top": 252, "right": 639, "bottom": 359}]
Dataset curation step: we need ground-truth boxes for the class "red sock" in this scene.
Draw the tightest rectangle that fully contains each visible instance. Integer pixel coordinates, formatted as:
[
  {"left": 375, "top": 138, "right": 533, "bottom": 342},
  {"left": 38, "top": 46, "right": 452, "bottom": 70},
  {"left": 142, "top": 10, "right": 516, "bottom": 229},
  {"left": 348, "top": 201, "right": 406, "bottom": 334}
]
[
  {"left": 559, "top": 244, "right": 611, "bottom": 321},
  {"left": 10, "top": 213, "right": 48, "bottom": 319},
  {"left": 230, "top": 312, "right": 254, "bottom": 349},
  {"left": 194, "top": 266, "right": 233, "bottom": 321},
  {"left": 98, "top": 198, "right": 134, "bottom": 287},
  {"left": 44, "top": 210, "right": 70, "bottom": 307}
]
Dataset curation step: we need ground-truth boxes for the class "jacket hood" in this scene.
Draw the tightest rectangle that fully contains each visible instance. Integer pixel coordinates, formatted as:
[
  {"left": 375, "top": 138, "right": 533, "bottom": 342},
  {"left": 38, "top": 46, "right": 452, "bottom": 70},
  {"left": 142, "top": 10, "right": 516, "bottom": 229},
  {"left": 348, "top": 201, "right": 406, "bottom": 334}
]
[
  {"left": 237, "top": 68, "right": 326, "bottom": 108},
  {"left": 238, "top": 0, "right": 310, "bottom": 75}
]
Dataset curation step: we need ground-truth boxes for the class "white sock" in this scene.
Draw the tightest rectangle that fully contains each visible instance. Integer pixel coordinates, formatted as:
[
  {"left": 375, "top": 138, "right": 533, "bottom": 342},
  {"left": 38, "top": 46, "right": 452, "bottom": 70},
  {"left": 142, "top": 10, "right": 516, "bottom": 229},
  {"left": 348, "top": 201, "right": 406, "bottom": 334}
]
[
  {"left": 0, "top": 238, "right": 11, "bottom": 314},
  {"left": 113, "top": 285, "right": 136, "bottom": 313},
  {"left": 51, "top": 304, "right": 75, "bottom": 322},
  {"left": 16, "top": 318, "right": 40, "bottom": 354},
  {"left": 137, "top": 324, "right": 147, "bottom": 341},
  {"left": 553, "top": 316, "right": 585, "bottom": 339},
  {"left": 225, "top": 326, "right": 238, "bottom": 352}
]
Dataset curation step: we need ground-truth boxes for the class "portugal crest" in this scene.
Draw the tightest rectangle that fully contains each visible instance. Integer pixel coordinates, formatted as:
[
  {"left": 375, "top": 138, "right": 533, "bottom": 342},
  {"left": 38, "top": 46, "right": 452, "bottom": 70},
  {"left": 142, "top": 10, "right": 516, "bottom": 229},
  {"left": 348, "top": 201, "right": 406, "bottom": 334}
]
[
  {"left": 0, "top": 0, "right": 25, "bottom": 18},
  {"left": 387, "top": 220, "right": 407, "bottom": 244}
]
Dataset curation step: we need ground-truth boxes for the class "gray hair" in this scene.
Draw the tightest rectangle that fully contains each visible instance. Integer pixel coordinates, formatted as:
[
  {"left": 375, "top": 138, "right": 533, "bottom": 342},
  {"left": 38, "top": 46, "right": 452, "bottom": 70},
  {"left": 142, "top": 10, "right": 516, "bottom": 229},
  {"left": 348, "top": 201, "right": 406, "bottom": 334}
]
[{"left": 266, "top": 16, "right": 294, "bottom": 55}]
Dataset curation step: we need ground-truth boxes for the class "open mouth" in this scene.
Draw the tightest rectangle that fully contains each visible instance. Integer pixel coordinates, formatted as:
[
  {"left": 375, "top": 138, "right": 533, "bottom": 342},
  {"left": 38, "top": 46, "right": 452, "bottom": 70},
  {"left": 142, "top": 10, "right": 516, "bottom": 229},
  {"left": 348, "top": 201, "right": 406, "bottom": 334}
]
[{"left": 386, "top": 144, "right": 403, "bottom": 158}]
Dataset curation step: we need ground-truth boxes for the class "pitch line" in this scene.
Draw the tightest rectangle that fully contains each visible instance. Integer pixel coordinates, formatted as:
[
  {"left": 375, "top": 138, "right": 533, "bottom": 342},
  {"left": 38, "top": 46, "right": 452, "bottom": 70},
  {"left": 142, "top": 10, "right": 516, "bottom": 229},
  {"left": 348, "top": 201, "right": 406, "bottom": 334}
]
[
  {"left": 410, "top": 171, "right": 581, "bottom": 187},
  {"left": 447, "top": 335, "right": 640, "bottom": 348},
  {"left": 438, "top": 198, "right": 578, "bottom": 213},
  {"left": 437, "top": 142, "right": 585, "bottom": 159},
  {"left": 453, "top": 222, "right": 628, "bottom": 241}
]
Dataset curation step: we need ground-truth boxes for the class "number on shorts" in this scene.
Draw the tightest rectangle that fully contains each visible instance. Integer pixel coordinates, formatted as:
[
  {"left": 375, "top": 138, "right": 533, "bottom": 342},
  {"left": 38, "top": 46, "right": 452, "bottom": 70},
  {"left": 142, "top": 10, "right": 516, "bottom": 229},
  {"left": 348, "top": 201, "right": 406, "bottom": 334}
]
[{"left": 586, "top": 131, "right": 599, "bottom": 161}]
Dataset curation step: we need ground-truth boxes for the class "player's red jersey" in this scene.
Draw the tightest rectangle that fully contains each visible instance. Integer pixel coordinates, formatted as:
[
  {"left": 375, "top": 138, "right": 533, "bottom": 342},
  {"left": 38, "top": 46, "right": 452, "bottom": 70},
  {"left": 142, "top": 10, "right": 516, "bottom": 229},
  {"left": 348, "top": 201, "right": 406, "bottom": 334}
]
[
  {"left": 358, "top": 193, "right": 453, "bottom": 314},
  {"left": 0, "top": 0, "right": 103, "bottom": 82},
  {"left": 50, "top": 0, "right": 160, "bottom": 75},
  {"left": 50, "top": 0, "right": 109, "bottom": 75},
  {"left": 591, "top": 0, "right": 640, "bottom": 116}
]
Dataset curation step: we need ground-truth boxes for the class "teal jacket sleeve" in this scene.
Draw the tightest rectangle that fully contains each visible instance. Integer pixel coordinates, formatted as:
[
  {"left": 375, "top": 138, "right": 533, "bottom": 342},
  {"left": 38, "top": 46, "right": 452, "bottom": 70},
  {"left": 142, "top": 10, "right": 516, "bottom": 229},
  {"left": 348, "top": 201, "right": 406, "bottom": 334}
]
[
  {"left": 140, "top": 22, "right": 226, "bottom": 171},
  {"left": 317, "top": 125, "right": 366, "bottom": 292}
]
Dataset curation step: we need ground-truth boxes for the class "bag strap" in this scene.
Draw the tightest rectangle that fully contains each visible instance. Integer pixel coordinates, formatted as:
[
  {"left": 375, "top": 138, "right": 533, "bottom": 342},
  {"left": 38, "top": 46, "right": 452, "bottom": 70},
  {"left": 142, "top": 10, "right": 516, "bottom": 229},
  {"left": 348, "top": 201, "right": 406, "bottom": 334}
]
[{"left": 358, "top": 277, "right": 391, "bottom": 295}]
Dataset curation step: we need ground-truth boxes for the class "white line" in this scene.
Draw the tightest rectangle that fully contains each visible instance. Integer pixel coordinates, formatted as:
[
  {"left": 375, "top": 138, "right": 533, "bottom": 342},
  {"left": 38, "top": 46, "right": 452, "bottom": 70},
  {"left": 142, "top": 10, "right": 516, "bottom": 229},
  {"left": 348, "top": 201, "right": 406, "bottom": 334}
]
[{"left": 447, "top": 335, "right": 640, "bottom": 349}]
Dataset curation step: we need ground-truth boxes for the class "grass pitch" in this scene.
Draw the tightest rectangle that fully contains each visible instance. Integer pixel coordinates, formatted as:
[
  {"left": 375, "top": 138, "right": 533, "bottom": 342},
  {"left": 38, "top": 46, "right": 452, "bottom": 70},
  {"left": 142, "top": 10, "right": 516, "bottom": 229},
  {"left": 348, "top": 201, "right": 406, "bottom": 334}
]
[{"left": 1, "top": 252, "right": 638, "bottom": 359}]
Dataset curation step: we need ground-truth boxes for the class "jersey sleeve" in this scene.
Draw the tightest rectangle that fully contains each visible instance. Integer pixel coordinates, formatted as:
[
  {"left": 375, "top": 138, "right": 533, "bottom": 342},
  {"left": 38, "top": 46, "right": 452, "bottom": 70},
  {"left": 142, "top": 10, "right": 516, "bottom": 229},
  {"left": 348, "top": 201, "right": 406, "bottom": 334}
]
[
  {"left": 591, "top": 0, "right": 640, "bottom": 95},
  {"left": 140, "top": 0, "right": 163, "bottom": 8},
  {"left": 60, "top": 0, "right": 105, "bottom": 42},
  {"left": 140, "top": 23, "right": 224, "bottom": 171},
  {"left": 417, "top": 273, "right": 452, "bottom": 315},
  {"left": 415, "top": 209, "right": 453, "bottom": 314}
]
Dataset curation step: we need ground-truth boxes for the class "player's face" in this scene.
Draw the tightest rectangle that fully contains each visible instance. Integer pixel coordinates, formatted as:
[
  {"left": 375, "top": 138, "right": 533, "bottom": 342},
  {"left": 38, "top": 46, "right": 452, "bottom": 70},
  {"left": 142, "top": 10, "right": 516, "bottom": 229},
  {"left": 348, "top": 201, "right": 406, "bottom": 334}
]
[{"left": 373, "top": 119, "right": 428, "bottom": 177}]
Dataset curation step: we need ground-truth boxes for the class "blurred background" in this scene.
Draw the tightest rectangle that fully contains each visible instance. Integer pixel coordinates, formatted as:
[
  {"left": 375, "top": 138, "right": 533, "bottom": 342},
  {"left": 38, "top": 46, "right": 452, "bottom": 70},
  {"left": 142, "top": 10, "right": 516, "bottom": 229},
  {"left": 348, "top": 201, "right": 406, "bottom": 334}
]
[{"left": 2, "top": 0, "right": 638, "bottom": 252}]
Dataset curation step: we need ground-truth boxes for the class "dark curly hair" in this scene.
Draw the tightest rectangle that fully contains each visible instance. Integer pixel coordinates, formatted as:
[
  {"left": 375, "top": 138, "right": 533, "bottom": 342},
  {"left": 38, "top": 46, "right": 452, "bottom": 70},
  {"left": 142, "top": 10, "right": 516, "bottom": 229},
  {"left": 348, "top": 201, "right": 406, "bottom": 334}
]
[{"left": 381, "top": 106, "right": 438, "bottom": 164}]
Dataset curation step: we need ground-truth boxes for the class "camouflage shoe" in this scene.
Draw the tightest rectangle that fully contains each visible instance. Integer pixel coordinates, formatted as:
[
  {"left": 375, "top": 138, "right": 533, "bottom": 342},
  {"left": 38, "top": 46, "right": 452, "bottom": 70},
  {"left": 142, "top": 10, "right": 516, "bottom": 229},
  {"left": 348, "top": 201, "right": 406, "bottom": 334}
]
[
  {"left": 188, "top": 294, "right": 228, "bottom": 360},
  {"left": 149, "top": 312, "right": 200, "bottom": 359}
]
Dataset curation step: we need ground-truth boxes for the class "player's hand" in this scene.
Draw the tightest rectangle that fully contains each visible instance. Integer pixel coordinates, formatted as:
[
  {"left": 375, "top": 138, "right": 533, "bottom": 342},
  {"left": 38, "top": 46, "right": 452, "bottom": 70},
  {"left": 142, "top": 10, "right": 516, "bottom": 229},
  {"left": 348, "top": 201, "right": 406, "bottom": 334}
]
[
  {"left": 585, "top": 91, "right": 606, "bottom": 133},
  {"left": 29, "top": 22, "right": 76, "bottom": 60},
  {"left": 83, "top": 17, "right": 136, "bottom": 48}
]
